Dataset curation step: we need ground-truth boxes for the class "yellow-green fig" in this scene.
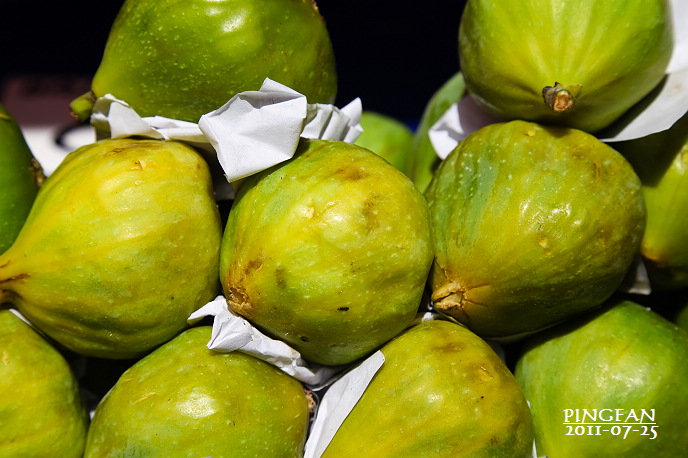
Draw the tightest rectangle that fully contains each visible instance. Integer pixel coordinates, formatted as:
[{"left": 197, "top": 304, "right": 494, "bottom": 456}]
[
  {"left": 84, "top": 326, "right": 310, "bottom": 457},
  {"left": 426, "top": 120, "right": 646, "bottom": 339},
  {"left": 615, "top": 112, "right": 688, "bottom": 291},
  {"left": 0, "top": 103, "right": 44, "bottom": 254},
  {"left": 0, "top": 138, "right": 222, "bottom": 359},
  {"left": 458, "top": 0, "right": 673, "bottom": 133},
  {"left": 515, "top": 300, "right": 688, "bottom": 457},
  {"left": 321, "top": 319, "right": 535, "bottom": 457},
  {"left": 407, "top": 71, "right": 466, "bottom": 193},
  {"left": 72, "top": 0, "right": 337, "bottom": 123},
  {"left": 0, "top": 310, "right": 89, "bottom": 458},
  {"left": 221, "top": 139, "right": 434, "bottom": 366},
  {"left": 354, "top": 111, "right": 414, "bottom": 174}
]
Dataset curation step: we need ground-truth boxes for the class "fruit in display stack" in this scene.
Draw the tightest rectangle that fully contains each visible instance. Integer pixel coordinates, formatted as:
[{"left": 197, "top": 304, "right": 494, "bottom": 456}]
[{"left": 1, "top": 0, "right": 687, "bottom": 457}]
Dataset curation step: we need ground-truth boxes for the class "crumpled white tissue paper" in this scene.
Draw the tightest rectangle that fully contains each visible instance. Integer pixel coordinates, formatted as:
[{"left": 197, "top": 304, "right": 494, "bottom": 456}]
[
  {"left": 187, "top": 295, "right": 341, "bottom": 387},
  {"left": 90, "top": 78, "right": 363, "bottom": 187},
  {"left": 428, "top": 0, "right": 688, "bottom": 158}
]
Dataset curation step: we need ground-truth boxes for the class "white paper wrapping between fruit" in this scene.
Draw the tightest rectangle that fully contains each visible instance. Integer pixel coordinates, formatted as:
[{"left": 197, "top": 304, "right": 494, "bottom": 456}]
[
  {"left": 428, "top": 0, "right": 688, "bottom": 157},
  {"left": 187, "top": 295, "right": 343, "bottom": 387},
  {"left": 89, "top": 78, "right": 363, "bottom": 189}
]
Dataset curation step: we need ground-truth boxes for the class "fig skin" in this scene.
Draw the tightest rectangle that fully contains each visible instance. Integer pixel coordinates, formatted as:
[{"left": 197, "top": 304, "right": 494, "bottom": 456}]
[
  {"left": 354, "top": 110, "right": 414, "bottom": 175},
  {"left": 458, "top": 0, "right": 673, "bottom": 133},
  {"left": 84, "top": 326, "right": 310, "bottom": 458},
  {"left": 321, "top": 319, "right": 535, "bottom": 457},
  {"left": 425, "top": 120, "right": 646, "bottom": 339},
  {"left": 0, "top": 138, "right": 222, "bottom": 359},
  {"left": 81, "top": 0, "right": 336, "bottom": 122},
  {"left": 220, "top": 139, "right": 434, "bottom": 366},
  {"left": 407, "top": 71, "right": 466, "bottom": 193},
  {"left": 0, "top": 310, "right": 89, "bottom": 458},
  {"left": 0, "top": 103, "right": 44, "bottom": 254},
  {"left": 614, "top": 112, "right": 688, "bottom": 291},
  {"left": 515, "top": 300, "right": 688, "bottom": 457}
]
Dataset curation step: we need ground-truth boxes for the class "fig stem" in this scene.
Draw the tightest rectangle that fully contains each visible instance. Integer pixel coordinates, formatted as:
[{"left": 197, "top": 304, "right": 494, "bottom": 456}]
[
  {"left": 69, "top": 91, "right": 96, "bottom": 123},
  {"left": 542, "top": 82, "right": 581, "bottom": 113}
]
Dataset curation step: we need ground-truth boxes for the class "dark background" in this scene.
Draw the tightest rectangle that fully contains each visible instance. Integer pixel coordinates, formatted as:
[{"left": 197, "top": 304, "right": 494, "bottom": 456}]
[{"left": 0, "top": 0, "right": 467, "bottom": 127}]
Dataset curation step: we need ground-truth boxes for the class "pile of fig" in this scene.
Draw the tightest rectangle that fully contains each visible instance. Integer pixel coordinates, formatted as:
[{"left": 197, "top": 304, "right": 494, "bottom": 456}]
[{"left": 1, "top": 0, "right": 687, "bottom": 457}]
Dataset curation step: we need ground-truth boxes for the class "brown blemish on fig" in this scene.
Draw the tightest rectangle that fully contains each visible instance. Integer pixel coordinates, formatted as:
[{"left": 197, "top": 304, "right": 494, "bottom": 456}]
[
  {"left": 0, "top": 273, "right": 29, "bottom": 284},
  {"left": 227, "top": 286, "right": 252, "bottom": 315},
  {"left": 361, "top": 197, "right": 380, "bottom": 233},
  {"left": 337, "top": 306, "right": 349, "bottom": 311},
  {"left": 300, "top": 336, "right": 310, "bottom": 342},
  {"left": 333, "top": 165, "right": 368, "bottom": 181},
  {"left": 275, "top": 267, "right": 286, "bottom": 289}
]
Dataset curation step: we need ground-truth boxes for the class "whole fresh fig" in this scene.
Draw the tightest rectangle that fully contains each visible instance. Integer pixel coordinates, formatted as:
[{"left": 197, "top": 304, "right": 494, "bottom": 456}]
[
  {"left": 321, "top": 319, "right": 535, "bottom": 457},
  {"left": 72, "top": 0, "right": 337, "bottom": 122},
  {"left": 84, "top": 326, "right": 310, "bottom": 457},
  {"left": 614, "top": 112, "right": 688, "bottom": 291},
  {"left": 458, "top": 0, "right": 674, "bottom": 133},
  {"left": 425, "top": 120, "right": 645, "bottom": 339},
  {"left": 407, "top": 71, "right": 465, "bottom": 193},
  {"left": 354, "top": 111, "right": 414, "bottom": 174},
  {"left": 221, "top": 139, "right": 434, "bottom": 366},
  {"left": 0, "top": 138, "right": 222, "bottom": 358},
  {"left": 515, "top": 300, "right": 688, "bottom": 457},
  {"left": 0, "top": 310, "right": 89, "bottom": 458},
  {"left": 0, "top": 103, "right": 44, "bottom": 254}
]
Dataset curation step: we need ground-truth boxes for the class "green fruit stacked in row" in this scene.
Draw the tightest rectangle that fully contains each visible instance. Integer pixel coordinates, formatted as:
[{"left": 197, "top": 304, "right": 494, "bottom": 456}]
[
  {"left": 615, "top": 112, "right": 688, "bottom": 291},
  {"left": 459, "top": 0, "right": 674, "bottom": 133},
  {"left": 0, "top": 104, "right": 43, "bottom": 254},
  {"left": 72, "top": 0, "right": 337, "bottom": 122},
  {"left": 321, "top": 319, "right": 535, "bottom": 457},
  {"left": 516, "top": 300, "right": 688, "bottom": 457},
  {"left": 85, "top": 326, "right": 310, "bottom": 457},
  {"left": 0, "top": 138, "right": 222, "bottom": 359},
  {"left": 0, "top": 310, "right": 89, "bottom": 458},
  {"left": 408, "top": 71, "right": 466, "bottom": 193},
  {"left": 425, "top": 120, "right": 645, "bottom": 339},
  {"left": 221, "top": 139, "right": 434, "bottom": 365},
  {"left": 354, "top": 110, "right": 415, "bottom": 175}
]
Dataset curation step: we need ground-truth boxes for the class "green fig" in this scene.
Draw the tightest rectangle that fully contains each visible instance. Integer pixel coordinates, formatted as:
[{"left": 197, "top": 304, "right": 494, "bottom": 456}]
[
  {"left": 0, "top": 103, "right": 44, "bottom": 254},
  {"left": 72, "top": 0, "right": 337, "bottom": 123},
  {"left": 614, "top": 112, "right": 688, "bottom": 291},
  {"left": 458, "top": 0, "right": 674, "bottom": 133},
  {"left": 221, "top": 139, "right": 434, "bottom": 366},
  {"left": 84, "top": 326, "right": 310, "bottom": 458},
  {"left": 321, "top": 319, "right": 535, "bottom": 457},
  {"left": 515, "top": 300, "right": 688, "bottom": 457},
  {"left": 354, "top": 111, "right": 414, "bottom": 174},
  {"left": 0, "top": 138, "right": 222, "bottom": 358},
  {"left": 0, "top": 310, "right": 89, "bottom": 458},
  {"left": 425, "top": 120, "right": 646, "bottom": 339},
  {"left": 407, "top": 71, "right": 466, "bottom": 193}
]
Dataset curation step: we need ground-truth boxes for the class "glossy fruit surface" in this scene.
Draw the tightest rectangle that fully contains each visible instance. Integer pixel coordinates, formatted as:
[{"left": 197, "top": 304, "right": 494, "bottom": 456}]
[
  {"left": 407, "top": 71, "right": 465, "bottom": 193},
  {"left": 84, "top": 326, "right": 310, "bottom": 457},
  {"left": 0, "top": 310, "right": 89, "bottom": 458},
  {"left": 459, "top": 0, "right": 673, "bottom": 133},
  {"left": 221, "top": 139, "right": 434, "bottom": 365},
  {"left": 83, "top": 0, "right": 336, "bottom": 122},
  {"left": 322, "top": 319, "right": 535, "bottom": 457},
  {"left": 0, "top": 103, "right": 43, "bottom": 254},
  {"left": 0, "top": 138, "right": 222, "bottom": 358},
  {"left": 425, "top": 120, "right": 646, "bottom": 339},
  {"left": 515, "top": 300, "right": 688, "bottom": 457},
  {"left": 615, "top": 112, "right": 688, "bottom": 291},
  {"left": 354, "top": 110, "right": 414, "bottom": 174}
]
